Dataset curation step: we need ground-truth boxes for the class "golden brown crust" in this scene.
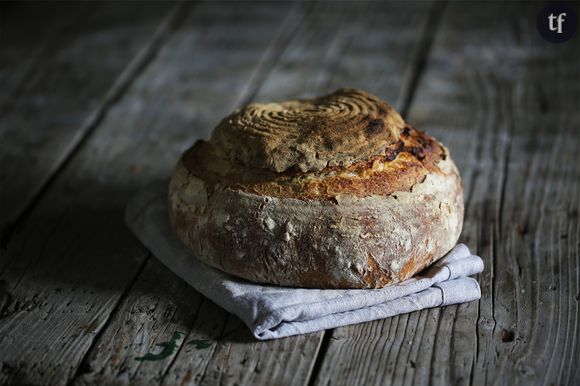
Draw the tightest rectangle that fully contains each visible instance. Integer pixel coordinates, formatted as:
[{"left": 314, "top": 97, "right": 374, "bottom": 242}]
[
  {"left": 209, "top": 88, "right": 405, "bottom": 172},
  {"left": 183, "top": 124, "right": 445, "bottom": 200}
]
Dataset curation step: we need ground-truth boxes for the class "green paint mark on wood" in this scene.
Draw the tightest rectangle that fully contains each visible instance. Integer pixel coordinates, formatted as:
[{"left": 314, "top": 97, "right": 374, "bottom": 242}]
[
  {"left": 135, "top": 331, "right": 184, "bottom": 362},
  {"left": 187, "top": 339, "right": 212, "bottom": 349}
]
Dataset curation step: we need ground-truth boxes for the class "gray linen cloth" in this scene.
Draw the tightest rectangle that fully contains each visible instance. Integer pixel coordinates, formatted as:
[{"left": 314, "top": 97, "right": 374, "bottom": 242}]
[{"left": 126, "top": 182, "right": 484, "bottom": 340}]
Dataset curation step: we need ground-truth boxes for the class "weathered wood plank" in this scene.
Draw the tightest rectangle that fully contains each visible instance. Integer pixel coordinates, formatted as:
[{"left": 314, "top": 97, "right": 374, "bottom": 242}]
[
  {"left": 68, "top": 1, "right": 436, "bottom": 385},
  {"left": 0, "top": 2, "right": 105, "bottom": 105},
  {"left": 0, "top": 1, "right": 179, "bottom": 233},
  {"left": 0, "top": 2, "right": 82, "bottom": 106},
  {"left": 314, "top": 1, "right": 580, "bottom": 385},
  {"left": 0, "top": 2, "right": 300, "bottom": 385},
  {"left": 0, "top": 2, "right": 185, "bottom": 385},
  {"left": 494, "top": 5, "right": 580, "bottom": 383}
]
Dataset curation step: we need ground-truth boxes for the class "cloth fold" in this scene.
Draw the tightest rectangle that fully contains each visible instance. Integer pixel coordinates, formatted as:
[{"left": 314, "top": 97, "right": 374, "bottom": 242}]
[{"left": 126, "top": 182, "right": 484, "bottom": 340}]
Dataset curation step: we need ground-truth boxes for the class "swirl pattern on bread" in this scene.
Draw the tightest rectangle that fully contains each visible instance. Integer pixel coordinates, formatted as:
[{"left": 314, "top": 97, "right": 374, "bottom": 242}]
[{"left": 210, "top": 88, "right": 404, "bottom": 172}]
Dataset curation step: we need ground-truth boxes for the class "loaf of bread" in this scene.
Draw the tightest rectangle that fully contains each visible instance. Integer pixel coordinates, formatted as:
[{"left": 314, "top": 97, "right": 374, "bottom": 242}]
[{"left": 169, "top": 88, "right": 463, "bottom": 289}]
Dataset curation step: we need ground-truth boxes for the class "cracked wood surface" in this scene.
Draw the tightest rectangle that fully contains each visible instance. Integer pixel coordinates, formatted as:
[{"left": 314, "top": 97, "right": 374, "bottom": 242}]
[{"left": 0, "top": 1, "right": 579, "bottom": 386}]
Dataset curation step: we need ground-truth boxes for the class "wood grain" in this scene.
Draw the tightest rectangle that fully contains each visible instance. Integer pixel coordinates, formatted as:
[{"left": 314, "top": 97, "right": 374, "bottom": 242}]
[
  {"left": 314, "top": 2, "right": 580, "bottom": 385},
  {"left": 0, "top": 1, "right": 180, "bottom": 233}
]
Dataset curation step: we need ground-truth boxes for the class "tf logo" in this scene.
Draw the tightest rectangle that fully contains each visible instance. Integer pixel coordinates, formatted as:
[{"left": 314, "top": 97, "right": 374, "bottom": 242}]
[
  {"left": 549, "top": 12, "right": 566, "bottom": 33},
  {"left": 537, "top": 2, "right": 578, "bottom": 43}
]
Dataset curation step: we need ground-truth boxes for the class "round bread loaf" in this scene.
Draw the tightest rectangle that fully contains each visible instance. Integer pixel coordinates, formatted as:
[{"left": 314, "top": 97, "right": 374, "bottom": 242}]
[{"left": 169, "top": 88, "right": 463, "bottom": 289}]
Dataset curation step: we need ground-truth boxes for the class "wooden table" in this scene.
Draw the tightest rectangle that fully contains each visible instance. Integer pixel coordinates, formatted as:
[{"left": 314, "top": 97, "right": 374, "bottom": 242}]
[{"left": 1, "top": 1, "right": 578, "bottom": 385}]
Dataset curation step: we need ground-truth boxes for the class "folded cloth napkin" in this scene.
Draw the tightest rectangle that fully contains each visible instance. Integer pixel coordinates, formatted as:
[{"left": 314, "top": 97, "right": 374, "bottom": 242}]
[{"left": 125, "top": 182, "right": 484, "bottom": 340}]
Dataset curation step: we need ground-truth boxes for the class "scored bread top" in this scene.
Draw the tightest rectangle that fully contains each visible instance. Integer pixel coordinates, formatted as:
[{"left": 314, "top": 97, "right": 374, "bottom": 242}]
[
  {"left": 182, "top": 124, "right": 446, "bottom": 200},
  {"left": 180, "top": 88, "right": 448, "bottom": 200},
  {"left": 210, "top": 88, "right": 405, "bottom": 173}
]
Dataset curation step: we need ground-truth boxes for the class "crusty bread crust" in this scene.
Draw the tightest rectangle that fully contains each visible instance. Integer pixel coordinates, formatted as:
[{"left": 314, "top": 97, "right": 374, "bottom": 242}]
[
  {"left": 168, "top": 89, "right": 464, "bottom": 289},
  {"left": 210, "top": 88, "right": 405, "bottom": 172},
  {"left": 183, "top": 124, "right": 445, "bottom": 200}
]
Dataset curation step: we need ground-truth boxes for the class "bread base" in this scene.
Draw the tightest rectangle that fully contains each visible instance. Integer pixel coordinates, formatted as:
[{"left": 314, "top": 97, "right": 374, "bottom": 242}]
[{"left": 169, "top": 154, "right": 463, "bottom": 289}]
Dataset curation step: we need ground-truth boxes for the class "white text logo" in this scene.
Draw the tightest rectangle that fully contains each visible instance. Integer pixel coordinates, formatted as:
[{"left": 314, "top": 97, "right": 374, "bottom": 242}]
[{"left": 548, "top": 12, "right": 567, "bottom": 33}]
